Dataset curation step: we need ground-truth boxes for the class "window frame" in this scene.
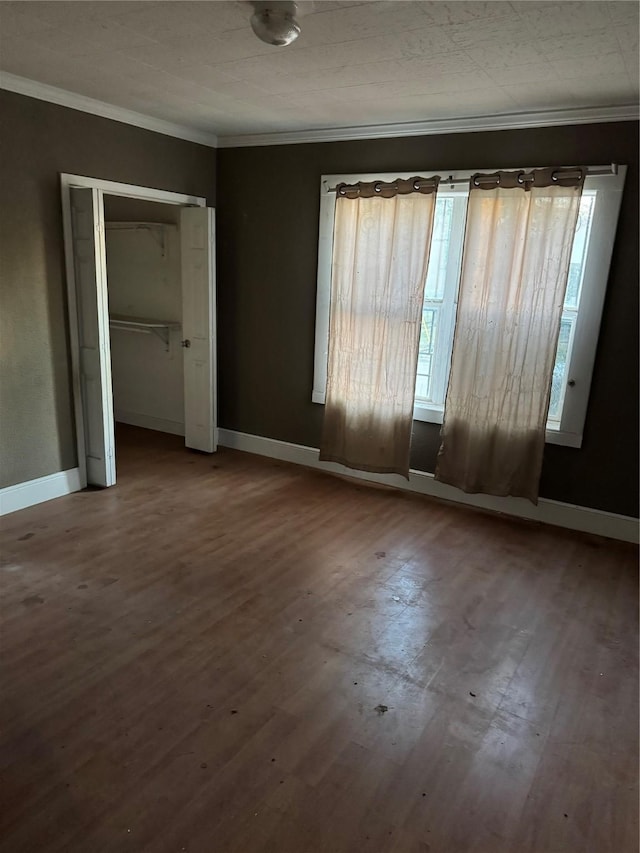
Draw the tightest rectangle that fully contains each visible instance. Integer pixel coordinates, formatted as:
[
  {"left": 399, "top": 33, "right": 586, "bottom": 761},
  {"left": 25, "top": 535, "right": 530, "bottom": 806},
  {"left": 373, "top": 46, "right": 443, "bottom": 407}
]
[{"left": 313, "top": 166, "right": 627, "bottom": 449}]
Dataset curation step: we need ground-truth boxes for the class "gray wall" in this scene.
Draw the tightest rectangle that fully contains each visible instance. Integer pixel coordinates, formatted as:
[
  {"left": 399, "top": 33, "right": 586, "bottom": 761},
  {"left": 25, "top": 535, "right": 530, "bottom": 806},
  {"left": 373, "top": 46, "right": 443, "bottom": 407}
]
[
  {"left": 0, "top": 90, "right": 215, "bottom": 488},
  {"left": 217, "top": 122, "right": 639, "bottom": 517}
]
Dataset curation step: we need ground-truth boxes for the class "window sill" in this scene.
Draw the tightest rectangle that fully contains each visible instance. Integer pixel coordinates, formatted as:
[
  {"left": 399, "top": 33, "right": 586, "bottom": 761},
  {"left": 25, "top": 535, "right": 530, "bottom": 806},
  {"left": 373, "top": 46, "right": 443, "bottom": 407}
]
[{"left": 312, "top": 392, "right": 582, "bottom": 448}]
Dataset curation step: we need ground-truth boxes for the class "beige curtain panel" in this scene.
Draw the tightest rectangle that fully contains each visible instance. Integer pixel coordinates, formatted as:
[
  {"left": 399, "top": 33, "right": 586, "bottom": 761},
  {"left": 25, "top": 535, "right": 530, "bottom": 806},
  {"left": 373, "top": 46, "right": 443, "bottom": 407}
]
[
  {"left": 320, "top": 179, "right": 439, "bottom": 478},
  {"left": 435, "top": 168, "right": 585, "bottom": 503}
]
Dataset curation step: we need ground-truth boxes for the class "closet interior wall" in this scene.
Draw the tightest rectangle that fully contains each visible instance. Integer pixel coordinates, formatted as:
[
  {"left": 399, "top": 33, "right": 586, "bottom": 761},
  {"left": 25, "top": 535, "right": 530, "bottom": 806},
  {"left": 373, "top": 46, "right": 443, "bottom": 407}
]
[{"left": 103, "top": 196, "right": 184, "bottom": 437}]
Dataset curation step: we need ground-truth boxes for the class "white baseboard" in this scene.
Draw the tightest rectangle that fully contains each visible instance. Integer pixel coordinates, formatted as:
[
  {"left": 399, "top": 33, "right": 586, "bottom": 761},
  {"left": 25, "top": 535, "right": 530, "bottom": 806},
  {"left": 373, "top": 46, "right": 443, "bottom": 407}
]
[
  {"left": 218, "top": 429, "right": 639, "bottom": 544},
  {"left": 0, "top": 468, "right": 82, "bottom": 516},
  {"left": 3, "top": 433, "right": 635, "bottom": 542},
  {"left": 115, "top": 411, "right": 185, "bottom": 436}
]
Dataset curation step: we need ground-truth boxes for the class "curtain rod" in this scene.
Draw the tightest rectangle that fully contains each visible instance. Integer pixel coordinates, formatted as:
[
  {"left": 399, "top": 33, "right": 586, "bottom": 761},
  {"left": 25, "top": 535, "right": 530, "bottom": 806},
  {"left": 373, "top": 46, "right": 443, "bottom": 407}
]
[{"left": 328, "top": 163, "right": 618, "bottom": 193}]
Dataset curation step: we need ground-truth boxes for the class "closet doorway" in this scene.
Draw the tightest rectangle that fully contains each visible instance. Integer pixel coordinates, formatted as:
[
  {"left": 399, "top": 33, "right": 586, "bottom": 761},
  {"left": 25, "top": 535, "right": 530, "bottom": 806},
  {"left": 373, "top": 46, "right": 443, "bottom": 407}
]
[{"left": 61, "top": 174, "right": 216, "bottom": 489}]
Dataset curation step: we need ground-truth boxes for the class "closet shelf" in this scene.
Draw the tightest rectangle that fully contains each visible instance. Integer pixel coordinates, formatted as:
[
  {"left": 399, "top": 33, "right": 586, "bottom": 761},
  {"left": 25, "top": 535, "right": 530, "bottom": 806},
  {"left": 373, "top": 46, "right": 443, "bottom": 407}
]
[{"left": 109, "top": 315, "right": 181, "bottom": 350}]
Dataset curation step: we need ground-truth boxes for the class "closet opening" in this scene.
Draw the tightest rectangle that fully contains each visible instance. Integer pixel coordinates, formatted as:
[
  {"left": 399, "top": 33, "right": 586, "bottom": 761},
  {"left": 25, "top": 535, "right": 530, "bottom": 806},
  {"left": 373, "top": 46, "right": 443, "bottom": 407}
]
[
  {"left": 104, "top": 197, "right": 185, "bottom": 442},
  {"left": 61, "top": 174, "right": 216, "bottom": 490}
]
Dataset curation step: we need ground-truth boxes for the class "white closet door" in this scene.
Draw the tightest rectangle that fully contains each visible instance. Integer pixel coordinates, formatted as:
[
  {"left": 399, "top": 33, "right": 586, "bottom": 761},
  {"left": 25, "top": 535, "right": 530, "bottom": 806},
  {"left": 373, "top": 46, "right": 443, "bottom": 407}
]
[
  {"left": 70, "top": 187, "right": 116, "bottom": 486},
  {"left": 180, "top": 207, "right": 216, "bottom": 453}
]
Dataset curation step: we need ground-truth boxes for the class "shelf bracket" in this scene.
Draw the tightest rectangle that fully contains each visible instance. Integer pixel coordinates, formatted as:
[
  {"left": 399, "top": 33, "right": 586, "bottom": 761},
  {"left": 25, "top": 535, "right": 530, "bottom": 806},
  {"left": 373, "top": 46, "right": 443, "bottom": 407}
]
[{"left": 149, "top": 326, "right": 171, "bottom": 351}]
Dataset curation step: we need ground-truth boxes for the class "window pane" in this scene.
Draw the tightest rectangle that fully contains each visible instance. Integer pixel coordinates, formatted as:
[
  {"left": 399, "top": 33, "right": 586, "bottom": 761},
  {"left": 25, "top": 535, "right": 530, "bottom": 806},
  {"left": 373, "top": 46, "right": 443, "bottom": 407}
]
[
  {"left": 416, "top": 306, "right": 438, "bottom": 400},
  {"left": 564, "top": 194, "right": 596, "bottom": 310},
  {"left": 424, "top": 198, "right": 453, "bottom": 301},
  {"left": 549, "top": 317, "right": 573, "bottom": 422}
]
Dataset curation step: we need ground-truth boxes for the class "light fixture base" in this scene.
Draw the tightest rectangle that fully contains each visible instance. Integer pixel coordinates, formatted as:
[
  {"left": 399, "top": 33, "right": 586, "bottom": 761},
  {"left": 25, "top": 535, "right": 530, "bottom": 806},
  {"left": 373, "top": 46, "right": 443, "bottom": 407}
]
[{"left": 250, "top": 2, "right": 301, "bottom": 47}]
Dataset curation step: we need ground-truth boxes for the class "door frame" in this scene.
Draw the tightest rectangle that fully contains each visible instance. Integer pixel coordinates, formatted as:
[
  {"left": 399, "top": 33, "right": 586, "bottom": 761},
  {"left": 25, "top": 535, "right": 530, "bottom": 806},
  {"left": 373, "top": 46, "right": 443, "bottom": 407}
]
[{"left": 61, "top": 173, "right": 208, "bottom": 488}]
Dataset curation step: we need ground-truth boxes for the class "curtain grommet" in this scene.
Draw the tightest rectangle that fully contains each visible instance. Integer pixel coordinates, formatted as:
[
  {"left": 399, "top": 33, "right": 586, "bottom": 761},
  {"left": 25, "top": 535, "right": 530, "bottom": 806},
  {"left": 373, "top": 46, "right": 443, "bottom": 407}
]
[
  {"left": 473, "top": 173, "right": 500, "bottom": 188},
  {"left": 374, "top": 182, "right": 383, "bottom": 194},
  {"left": 551, "top": 169, "right": 583, "bottom": 183}
]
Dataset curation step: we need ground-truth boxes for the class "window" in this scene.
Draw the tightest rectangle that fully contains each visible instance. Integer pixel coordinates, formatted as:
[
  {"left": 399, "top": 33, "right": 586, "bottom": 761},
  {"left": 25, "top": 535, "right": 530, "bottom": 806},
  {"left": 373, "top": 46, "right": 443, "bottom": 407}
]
[{"left": 313, "top": 166, "right": 626, "bottom": 448}]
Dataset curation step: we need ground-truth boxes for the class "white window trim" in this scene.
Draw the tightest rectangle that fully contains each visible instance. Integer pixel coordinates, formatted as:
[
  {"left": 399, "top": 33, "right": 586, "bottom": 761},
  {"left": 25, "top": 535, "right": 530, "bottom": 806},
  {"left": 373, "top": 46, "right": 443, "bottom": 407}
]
[{"left": 313, "top": 166, "right": 626, "bottom": 449}]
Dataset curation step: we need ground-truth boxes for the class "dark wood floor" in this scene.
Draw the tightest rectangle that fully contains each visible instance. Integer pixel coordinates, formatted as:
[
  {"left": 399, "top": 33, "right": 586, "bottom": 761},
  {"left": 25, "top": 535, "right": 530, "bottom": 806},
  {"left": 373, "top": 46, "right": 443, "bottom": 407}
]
[{"left": 1, "top": 425, "right": 637, "bottom": 853}]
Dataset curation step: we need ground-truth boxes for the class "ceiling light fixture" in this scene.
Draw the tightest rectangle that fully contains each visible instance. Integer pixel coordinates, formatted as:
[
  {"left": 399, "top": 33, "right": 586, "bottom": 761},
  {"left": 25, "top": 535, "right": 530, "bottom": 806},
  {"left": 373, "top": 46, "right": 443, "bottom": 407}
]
[{"left": 250, "top": 1, "right": 301, "bottom": 47}]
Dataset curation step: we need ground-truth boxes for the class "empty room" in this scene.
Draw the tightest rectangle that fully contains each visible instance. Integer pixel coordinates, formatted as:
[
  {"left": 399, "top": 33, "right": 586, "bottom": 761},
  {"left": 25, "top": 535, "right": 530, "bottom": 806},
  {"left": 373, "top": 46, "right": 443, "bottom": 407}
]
[{"left": 0, "top": 2, "right": 638, "bottom": 851}]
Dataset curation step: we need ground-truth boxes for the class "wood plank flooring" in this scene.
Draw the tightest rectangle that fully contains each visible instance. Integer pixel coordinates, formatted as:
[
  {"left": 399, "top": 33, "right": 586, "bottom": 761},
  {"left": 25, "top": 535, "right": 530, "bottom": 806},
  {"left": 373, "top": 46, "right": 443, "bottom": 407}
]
[{"left": 1, "top": 425, "right": 637, "bottom": 853}]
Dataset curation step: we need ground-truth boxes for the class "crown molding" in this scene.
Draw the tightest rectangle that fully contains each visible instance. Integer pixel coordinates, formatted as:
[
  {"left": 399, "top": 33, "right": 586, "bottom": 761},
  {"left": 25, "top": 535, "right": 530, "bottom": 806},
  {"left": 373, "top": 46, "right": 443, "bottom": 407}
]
[
  {"left": 2, "top": 72, "right": 636, "bottom": 151},
  {"left": 0, "top": 72, "right": 218, "bottom": 149},
  {"left": 217, "top": 103, "right": 640, "bottom": 148}
]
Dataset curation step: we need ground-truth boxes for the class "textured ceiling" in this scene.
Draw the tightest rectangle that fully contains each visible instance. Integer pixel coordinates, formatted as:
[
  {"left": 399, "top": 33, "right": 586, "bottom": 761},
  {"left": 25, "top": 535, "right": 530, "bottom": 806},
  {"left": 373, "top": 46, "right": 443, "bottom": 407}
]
[{"left": 0, "top": 1, "right": 638, "bottom": 140}]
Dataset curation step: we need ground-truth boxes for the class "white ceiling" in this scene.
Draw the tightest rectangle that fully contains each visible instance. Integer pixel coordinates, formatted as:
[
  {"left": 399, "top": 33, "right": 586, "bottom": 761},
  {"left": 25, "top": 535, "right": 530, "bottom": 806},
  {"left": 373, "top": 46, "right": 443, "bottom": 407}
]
[{"left": 0, "top": 1, "right": 638, "bottom": 143}]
